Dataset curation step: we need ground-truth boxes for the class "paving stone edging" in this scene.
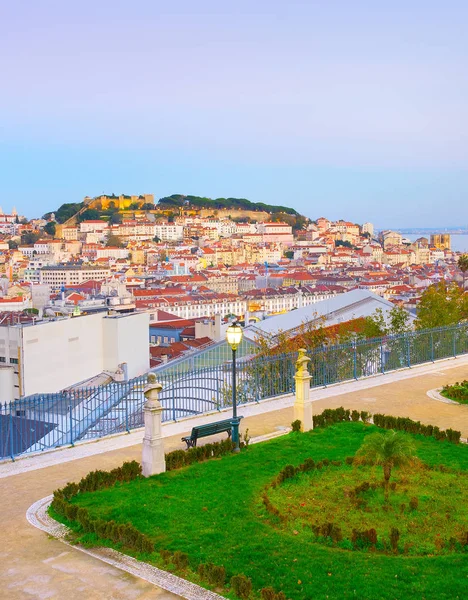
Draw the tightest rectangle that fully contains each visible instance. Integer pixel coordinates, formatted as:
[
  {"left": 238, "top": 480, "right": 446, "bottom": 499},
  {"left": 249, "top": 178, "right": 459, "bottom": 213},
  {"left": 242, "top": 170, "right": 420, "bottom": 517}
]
[
  {"left": 426, "top": 387, "right": 460, "bottom": 405},
  {"left": 26, "top": 495, "right": 225, "bottom": 600}
]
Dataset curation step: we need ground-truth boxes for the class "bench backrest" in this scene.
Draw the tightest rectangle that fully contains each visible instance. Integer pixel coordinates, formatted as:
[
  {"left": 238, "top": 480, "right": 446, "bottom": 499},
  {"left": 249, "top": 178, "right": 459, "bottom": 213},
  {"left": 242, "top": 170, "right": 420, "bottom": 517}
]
[{"left": 191, "top": 417, "right": 242, "bottom": 441}]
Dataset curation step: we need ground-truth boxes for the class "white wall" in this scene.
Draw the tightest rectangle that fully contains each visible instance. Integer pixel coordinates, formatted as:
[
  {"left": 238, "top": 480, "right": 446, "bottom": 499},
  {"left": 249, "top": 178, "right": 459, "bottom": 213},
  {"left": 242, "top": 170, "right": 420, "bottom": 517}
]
[
  {"left": 102, "top": 312, "right": 150, "bottom": 379},
  {"left": 21, "top": 313, "right": 105, "bottom": 396},
  {"left": 0, "top": 366, "right": 15, "bottom": 402}
]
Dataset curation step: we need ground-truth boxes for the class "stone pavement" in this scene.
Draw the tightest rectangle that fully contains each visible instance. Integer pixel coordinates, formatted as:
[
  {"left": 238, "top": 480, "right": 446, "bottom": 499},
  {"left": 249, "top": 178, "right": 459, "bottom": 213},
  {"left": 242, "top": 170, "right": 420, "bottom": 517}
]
[{"left": 1, "top": 356, "right": 468, "bottom": 599}]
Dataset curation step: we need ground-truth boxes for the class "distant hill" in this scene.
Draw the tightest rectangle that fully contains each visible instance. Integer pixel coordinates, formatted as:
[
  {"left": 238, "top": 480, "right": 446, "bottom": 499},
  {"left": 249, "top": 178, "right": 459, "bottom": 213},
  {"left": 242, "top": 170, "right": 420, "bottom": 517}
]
[{"left": 158, "top": 194, "right": 299, "bottom": 216}]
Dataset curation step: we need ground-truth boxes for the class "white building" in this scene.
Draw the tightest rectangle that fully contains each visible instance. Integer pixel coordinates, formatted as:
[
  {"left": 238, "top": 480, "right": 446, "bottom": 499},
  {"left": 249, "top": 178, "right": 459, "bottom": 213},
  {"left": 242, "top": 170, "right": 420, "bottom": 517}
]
[
  {"left": 154, "top": 223, "right": 184, "bottom": 241},
  {"left": 80, "top": 220, "right": 110, "bottom": 234},
  {"left": 362, "top": 222, "right": 374, "bottom": 237},
  {"left": 39, "top": 266, "right": 111, "bottom": 286},
  {"left": 0, "top": 311, "right": 149, "bottom": 401}
]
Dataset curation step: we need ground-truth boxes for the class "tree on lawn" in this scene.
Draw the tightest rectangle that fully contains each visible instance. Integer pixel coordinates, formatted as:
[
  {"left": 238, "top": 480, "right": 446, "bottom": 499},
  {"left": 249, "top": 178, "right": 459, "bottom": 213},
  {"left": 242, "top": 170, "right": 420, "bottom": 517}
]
[
  {"left": 355, "top": 431, "right": 416, "bottom": 501},
  {"left": 458, "top": 254, "right": 468, "bottom": 290}
]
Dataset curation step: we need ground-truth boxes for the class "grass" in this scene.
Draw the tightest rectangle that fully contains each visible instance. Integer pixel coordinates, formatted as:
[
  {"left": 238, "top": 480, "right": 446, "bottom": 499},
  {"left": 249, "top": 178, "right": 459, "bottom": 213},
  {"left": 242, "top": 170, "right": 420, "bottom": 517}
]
[
  {"left": 61, "top": 423, "right": 468, "bottom": 599},
  {"left": 269, "top": 462, "right": 468, "bottom": 555},
  {"left": 441, "top": 380, "right": 468, "bottom": 404}
]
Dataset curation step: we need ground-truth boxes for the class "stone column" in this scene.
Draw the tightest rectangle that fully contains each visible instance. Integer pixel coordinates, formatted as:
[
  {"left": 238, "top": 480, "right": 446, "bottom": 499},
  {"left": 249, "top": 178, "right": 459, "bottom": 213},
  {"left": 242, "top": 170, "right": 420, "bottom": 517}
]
[
  {"left": 294, "top": 348, "right": 313, "bottom": 431},
  {"left": 142, "top": 373, "right": 166, "bottom": 477}
]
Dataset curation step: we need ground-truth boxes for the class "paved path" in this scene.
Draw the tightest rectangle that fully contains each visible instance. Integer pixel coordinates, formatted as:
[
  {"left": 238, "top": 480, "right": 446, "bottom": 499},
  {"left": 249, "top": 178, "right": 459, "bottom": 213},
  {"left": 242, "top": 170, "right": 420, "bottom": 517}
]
[{"left": 2, "top": 357, "right": 468, "bottom": 599}]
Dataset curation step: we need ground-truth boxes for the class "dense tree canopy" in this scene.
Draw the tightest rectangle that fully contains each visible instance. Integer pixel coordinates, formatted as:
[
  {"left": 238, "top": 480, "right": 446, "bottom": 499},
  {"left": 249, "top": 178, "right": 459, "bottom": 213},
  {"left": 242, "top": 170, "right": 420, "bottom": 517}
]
[
  {"left": 43, "top": 221, "right": 56, "bottom": 237},
  {"left": 157, "top": 194, "right": 299, "bottom": 215},
  {"left": 362, "top": 305, "right": 412, "bottom": 338},
  {"left": 45, "top": 202, "right": 84, "bottom": 224},
  {"left": 415, "top": 282, "right": 468, "bottom": 330}
]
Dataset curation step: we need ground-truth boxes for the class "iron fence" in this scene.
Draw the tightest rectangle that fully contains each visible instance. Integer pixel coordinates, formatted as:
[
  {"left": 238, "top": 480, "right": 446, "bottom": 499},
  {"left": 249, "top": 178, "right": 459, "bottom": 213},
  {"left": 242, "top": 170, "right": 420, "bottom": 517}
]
[{"left": 1, "top": 323, "right": 467, "bottom": 460}]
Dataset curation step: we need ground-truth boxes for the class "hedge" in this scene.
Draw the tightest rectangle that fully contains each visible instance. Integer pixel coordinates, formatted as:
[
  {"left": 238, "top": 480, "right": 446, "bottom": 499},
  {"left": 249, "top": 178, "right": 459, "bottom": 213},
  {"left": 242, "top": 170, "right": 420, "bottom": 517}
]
[{"left": 312, "top": 407, "right": 461, "bottom": 444}]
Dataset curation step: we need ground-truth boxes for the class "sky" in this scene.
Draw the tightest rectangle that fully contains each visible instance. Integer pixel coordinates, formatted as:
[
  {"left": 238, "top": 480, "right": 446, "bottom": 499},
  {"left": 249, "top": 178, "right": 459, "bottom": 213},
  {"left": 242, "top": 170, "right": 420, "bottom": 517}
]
[{"left": 1, "top": 0, "right": 467, "bottom": 228}]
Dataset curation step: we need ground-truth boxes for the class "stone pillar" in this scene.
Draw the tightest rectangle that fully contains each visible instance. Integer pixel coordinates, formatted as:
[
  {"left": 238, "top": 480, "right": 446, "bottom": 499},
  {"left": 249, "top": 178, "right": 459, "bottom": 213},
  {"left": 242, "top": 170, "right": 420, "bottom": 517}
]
[
  {"left": 142, "top": 373, "right": 166, "bottom": 477},
  {"left": 294, "top": 348, "right": 313, "bottom": 431}
]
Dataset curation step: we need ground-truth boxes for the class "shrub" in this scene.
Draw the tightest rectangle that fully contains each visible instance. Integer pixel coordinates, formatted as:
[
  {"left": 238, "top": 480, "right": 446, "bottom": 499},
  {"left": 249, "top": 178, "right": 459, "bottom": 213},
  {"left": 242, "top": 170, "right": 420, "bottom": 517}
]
[
  {"left": 291, "top": 419, "right": 302, "bottom": 432},
  {"left": 390, "top": 527, "right": 400, "bottom": 552},
  {"left": 277, "top": 464, "right": 297, "bottom": 483},
  {"left": 372, "top": 413, "right": 460, "bottom": 444},
  {"left": 351, "top": 410, "right": 360, "bottom": 422},
  {"left": 261, "top": 588, "right": 286, "bottom": 600},
  {"left": 360, "top": 411, "right": 371, "bottom": 423},
  {"left": 300, "top": 458, "right": 315, "bottom": 472},
  {"left": 160, "top": 549, "right": 172, "bottom": 565},
  {"left": 165, "top": 439, "right": 234, "bottom": 471},
  {"left": 231, "top": 574, "right": 252, "bottom": 599},
  {"left": 173, "top": 550, "right": 189, "bottom": 571},
  {"left": 409, "top": 496, "right": 419, "bottom": 510},
  {"left": 198, "top": 562, "right": 226, "bottom": 587}
]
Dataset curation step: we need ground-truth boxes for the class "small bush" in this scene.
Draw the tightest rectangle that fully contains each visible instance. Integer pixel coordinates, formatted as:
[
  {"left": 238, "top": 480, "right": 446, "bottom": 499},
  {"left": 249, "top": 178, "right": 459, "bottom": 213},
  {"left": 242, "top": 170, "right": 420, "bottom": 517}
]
[
  {"left": 231, "top": 574, "right": 252, "bottom": 599},
  {"left": 390, "top": 527, "right": 400, "bottom": 552},
  {"left": 261, "top": 588, "right": 286, "bottom": 600},
  {"left": 291, "top": 419, "right": 302, "bottom": 432},
  {"left": 173, "top": 550, "right": 189, "bottom": 571},
  {"left": 198, "top": 562, "right": 226, "bottom": 587},
  {"left": 409, "top": 496, "right": 419, "bottom": 510},
  {"left": 160, "top": 549, "right": 172, "bottom": 565},
  {"left": 165, "top": 439, "right": 235, "bottom": 471}
]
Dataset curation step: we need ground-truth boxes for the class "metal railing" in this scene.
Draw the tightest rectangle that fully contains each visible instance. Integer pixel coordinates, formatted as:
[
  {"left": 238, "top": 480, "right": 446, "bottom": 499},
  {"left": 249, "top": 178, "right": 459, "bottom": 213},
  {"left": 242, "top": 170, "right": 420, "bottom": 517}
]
[{"left": 1, "top": 323, "right": 467, "bottom": 460}]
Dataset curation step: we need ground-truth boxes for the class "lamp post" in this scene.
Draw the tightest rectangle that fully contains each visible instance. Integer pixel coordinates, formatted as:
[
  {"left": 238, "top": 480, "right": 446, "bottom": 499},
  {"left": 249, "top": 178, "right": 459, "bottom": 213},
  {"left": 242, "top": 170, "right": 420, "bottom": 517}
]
[{"left": 226, "top": 321, "right": 243, "bottom": 453}]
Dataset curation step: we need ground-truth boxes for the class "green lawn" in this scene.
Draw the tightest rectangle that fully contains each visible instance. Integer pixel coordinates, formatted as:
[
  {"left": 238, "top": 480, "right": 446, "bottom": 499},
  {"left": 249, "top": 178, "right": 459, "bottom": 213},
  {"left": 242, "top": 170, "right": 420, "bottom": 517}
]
[{"left": 64, "top": 423, "right": 468, "bottom": 599}]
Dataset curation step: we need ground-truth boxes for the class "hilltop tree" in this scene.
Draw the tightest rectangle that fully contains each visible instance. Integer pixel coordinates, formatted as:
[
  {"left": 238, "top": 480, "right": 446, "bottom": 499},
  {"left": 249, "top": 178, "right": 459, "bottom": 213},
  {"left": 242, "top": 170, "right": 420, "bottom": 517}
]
[
  {"left": 43, "top": 221, "right": 56, "bottom": 237},
  {"left": 355, "top": 431, "right": 416, "bottom": 500},
  {"left": 458, "top": 254, "right": 468, "bottom": 289},
  {"left": 79, "top": 208, "right": 101, "bottom": 222},
  {"left": 415, "top": 282, "right": 468, "bottom": 330}
]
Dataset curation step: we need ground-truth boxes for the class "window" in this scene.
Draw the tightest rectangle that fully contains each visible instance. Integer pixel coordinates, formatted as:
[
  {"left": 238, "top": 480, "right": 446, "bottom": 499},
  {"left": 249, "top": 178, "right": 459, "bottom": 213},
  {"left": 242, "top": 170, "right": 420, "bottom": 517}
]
[
  {"left": 0, "top": 357, "right": 5, "bottom": 362},
  {"left": 151, "top": 336, "right": 156, "bottom": 343},
  {"left": 10, "top": 358, "right": 18, "bottom": 364}
]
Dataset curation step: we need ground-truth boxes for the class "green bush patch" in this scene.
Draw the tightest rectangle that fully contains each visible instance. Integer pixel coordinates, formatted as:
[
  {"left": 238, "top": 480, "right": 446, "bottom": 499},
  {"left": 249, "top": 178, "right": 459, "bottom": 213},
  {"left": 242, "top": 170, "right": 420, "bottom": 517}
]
[{"left": 441, "top": 380, "right": 468, "bottom": 404}]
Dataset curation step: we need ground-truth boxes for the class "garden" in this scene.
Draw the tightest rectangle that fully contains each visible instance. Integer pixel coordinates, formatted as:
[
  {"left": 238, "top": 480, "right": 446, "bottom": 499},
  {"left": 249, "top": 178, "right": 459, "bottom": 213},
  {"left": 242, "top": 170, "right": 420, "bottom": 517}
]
[
  {"left": 441, "top": 379, "right": 468, "bottom": 404},
  {"left": 50, "top": 410, "right": 468, "bottom": 600}
]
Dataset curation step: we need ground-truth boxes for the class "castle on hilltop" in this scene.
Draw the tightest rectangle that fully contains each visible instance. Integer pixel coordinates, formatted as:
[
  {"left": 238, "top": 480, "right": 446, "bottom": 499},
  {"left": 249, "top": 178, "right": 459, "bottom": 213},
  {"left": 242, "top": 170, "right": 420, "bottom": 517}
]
[{"left": 83, "top": 194, "right": 154, "bottom": 211}]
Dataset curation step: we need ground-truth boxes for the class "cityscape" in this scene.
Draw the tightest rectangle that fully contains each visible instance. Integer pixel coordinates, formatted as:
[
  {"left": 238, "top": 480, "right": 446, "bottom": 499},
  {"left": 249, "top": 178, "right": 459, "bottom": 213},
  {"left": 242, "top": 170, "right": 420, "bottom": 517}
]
[{"left": 2, "top": 2, "right": 468, "bottom": 600}]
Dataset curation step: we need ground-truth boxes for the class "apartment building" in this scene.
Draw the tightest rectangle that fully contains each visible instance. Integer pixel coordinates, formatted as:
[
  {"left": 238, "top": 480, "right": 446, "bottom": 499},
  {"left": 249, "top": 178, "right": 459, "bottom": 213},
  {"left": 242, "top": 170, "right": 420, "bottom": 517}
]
[{"left": 39, "top": 265, "right": 111, "bottom": 286}]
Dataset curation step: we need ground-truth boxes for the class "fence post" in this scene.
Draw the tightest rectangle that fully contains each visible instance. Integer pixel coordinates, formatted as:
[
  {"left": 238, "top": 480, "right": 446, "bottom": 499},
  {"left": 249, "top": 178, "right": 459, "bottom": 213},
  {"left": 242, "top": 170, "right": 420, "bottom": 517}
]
[
  {"left": 142, "top": 374, "right": 166, "bottom": 477},
  {"left": 125, "top": 398, "right": 129, "bottom": 433},
  {"left": 380, "top": 340, "right": 385, "bottom": 374},
  {"left": 171, "top": 379, "right": 176, "bottom": 422},
  {"left": 453, "top": 329, "right": 457, "bottom": 358},
  {"left": 69, "top": 405, "right": 74, "bottom": 447},
  {"left": 406, "top": 333, "right": 411, "bottom": 368},
  {"left": 294, "top": 349, "right": 313, "bottom": 431},
  {"left": 430, "top": 332, "right": 434, "bottom": 362},
  {"left": 353, "top": 341, "right": 358, "bottom": 380},
  {"left": 9, "top": 410, "right": 15, "bottom": 461}
]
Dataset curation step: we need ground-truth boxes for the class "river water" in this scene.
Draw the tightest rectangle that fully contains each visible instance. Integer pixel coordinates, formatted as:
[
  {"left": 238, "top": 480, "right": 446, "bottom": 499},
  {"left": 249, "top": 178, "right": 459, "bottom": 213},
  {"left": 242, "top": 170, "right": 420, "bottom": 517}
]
[{"left": 405, "top": 234, "right": 468, "bottom": 253}]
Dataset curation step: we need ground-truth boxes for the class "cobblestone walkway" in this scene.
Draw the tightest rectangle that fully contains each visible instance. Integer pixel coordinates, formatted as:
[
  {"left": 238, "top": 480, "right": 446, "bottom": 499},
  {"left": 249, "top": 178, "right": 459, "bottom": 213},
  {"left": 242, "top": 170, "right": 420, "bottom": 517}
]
[{"left": 1, "top": 357, "right": 468, "bottom": 599}]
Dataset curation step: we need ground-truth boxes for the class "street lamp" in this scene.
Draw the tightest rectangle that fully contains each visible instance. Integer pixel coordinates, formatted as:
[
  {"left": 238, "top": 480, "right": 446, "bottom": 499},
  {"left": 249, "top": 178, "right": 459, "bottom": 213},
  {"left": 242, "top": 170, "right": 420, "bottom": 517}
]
[{"left": 226, "top": 321, "right": 243, "bottom": 452}]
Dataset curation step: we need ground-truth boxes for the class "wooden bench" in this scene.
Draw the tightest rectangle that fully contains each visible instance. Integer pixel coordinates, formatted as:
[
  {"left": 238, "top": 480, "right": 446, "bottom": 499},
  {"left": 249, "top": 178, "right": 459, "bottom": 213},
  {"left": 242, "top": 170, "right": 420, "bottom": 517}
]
[{"left": 182, "top": 417, "right": 243, "bottom": 449}]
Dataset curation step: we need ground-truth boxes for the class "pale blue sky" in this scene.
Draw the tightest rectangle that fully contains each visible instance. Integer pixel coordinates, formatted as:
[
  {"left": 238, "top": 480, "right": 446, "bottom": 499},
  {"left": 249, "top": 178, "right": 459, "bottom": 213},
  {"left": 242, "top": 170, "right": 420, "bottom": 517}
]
[{"left": 1, "top": 0, "right": 467, "bottom": 227}]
